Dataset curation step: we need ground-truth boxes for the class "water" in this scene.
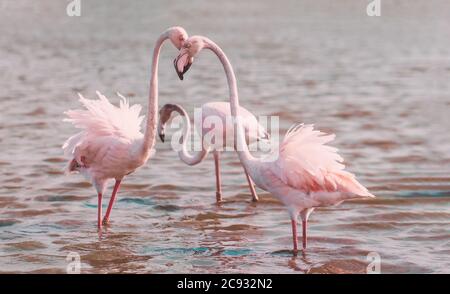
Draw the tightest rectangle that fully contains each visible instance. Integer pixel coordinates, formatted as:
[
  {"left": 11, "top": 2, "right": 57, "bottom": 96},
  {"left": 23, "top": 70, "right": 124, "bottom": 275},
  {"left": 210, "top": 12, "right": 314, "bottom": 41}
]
[{"left": 0, "top": 0, "right": 449, "bottom": 273}]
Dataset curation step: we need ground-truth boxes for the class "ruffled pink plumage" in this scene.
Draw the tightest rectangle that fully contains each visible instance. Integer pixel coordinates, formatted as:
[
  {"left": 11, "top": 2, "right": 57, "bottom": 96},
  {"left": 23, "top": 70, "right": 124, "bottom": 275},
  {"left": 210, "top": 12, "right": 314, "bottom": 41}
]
[
  {"left": 64, "top": 92, "right": 143, "bottom": 141},
  {"left": 270, "top": 124, "right": 374, "bottom": 198},
  {"left": 62, "top": 92, "right": 148, "bottom": 177}
]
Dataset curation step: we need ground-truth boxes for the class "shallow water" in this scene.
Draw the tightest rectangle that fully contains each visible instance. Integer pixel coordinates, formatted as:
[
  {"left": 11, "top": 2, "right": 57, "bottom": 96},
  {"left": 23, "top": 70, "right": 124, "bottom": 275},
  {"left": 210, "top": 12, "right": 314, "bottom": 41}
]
[{"left": 0, "top": 0, "right": 449, "bottom": 273}]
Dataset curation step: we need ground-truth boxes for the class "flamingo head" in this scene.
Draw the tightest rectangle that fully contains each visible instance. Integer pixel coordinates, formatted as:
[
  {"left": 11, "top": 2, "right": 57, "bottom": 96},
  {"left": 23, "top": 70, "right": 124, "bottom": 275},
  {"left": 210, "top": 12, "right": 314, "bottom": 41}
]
[
  {"left": 173, "top": 36, "right": 205, "bottom": 80},
  {"left": 167, "top": 26, "right": 188, "bottom": 50},
  {"left": 158, "top": 104, "right": 178, "bottom": 143}
]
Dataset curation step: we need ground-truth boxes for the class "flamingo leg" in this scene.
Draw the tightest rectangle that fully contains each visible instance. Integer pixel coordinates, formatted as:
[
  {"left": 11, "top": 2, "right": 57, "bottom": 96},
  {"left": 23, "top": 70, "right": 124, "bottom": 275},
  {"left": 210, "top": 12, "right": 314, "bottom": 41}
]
[
  {"left": 291, "top": 219, "right": 298, "bottom": 254},
  {"left": 97, "top": 193, "right": 102, "bottom": 229},
  {"left": 213, "top": 151, "right": 222, "bottom": 202},
  {"left": 302, "top": 220, "right": 307, "bottom": 249},
  {"left": 243, "top": 166, "right": 259, "bottom": 202},
  {"left": 102, "top": 179, "right": 122, "bottom": 225}
]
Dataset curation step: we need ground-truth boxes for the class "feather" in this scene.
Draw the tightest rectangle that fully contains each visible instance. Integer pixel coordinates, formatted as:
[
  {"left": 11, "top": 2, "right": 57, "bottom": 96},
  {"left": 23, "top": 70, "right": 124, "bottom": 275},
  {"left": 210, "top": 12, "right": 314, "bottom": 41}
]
[
  {"left": 62, "top": 92, "right": 145, "bottom": 174},
  {"left": 270, "top": 124, "right": 374, "bottom": 197},
  {"left": 63, "top": 92, "right": 144, "bottom": 142}
]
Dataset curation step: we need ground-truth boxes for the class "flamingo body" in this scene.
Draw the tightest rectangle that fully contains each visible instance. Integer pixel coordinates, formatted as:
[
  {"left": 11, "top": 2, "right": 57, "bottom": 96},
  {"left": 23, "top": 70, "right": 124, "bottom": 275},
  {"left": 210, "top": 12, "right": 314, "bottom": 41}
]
[
  {"left": 251, "top": 124, "right": 374, "bottom": 212},
  {"left": 159, "top": 101, "right": 268, "bottom": 202},
  {"left": 63, "top": 92, "right": 151, "bottom": 190}
]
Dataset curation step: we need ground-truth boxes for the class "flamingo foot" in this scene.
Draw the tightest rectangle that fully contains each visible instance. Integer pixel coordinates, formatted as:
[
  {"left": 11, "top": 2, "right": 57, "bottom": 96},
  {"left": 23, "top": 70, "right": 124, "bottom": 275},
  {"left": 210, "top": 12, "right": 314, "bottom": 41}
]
[{"left": 102, "top": 218, "right": 110, "bottom": 226}]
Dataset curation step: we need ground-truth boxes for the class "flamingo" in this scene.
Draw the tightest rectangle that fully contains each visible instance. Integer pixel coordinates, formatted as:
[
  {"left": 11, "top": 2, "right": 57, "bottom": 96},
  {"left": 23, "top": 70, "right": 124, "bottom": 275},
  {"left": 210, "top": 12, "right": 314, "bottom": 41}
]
[
  {"left": 62, "top": 27, "right": 188, "bottom": 228},
  {"left": 173, "top": 36, "right": 375, "bottom": 253},
  {"left": 157, "top": 102, "right": 269, "bottom": 202}
]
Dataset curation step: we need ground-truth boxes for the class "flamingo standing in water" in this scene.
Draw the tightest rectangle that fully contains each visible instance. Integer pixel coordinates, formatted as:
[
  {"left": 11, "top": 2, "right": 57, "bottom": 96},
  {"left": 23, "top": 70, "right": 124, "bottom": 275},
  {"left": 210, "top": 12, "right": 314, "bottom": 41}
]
[
  {"left": 174, "top": 36, "right": 374, "bottom": 253},
  {"left": 62, "top": 27, "right": 188, "bottom": 228},
  {"left": 157, "top": 102, "right": 268, "bottom": 202}
]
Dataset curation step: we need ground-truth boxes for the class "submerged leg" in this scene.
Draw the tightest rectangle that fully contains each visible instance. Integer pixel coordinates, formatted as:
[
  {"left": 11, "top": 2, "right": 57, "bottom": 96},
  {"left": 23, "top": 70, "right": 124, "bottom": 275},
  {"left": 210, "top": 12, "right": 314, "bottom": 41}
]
[
  {"left": 213, "top": 151, "right": 222, "bottom": 202},
  {"left": 291, "top": 219, "right": 298, "bottom": 254},
  {"left": 243, "top": 166, "right": 259, "bottom": 202},
  {"left": 102, "top": 179, "right": 122, "bottom": 225}
]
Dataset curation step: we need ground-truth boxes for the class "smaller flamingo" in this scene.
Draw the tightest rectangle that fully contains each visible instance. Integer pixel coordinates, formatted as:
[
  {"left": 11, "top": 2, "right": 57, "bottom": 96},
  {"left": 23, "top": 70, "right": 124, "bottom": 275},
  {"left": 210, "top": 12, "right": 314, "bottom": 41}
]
[{"left": 158, "top": 102, "right": 269, "bottom": 202}]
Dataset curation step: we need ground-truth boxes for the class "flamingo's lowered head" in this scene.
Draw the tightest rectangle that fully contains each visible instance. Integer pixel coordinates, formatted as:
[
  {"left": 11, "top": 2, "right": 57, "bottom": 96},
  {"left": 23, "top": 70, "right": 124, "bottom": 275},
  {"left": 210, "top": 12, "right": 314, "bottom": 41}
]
[
  {"left": 173, "top": 36, "right": 207, "bottom": 80},
  {"left": 158, "top": 103, "right": 184, "bottom": 142}
]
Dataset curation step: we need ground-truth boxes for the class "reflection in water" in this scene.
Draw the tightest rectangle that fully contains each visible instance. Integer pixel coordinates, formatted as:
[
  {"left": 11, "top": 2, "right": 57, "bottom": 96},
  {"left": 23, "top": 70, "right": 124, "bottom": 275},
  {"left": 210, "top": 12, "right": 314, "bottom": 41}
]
[
  {"left": 288, "top": 253, "right": 313, "bottom": 273},
  {"left": 0, "top": 0, "right": 449, "bottom": 273}
]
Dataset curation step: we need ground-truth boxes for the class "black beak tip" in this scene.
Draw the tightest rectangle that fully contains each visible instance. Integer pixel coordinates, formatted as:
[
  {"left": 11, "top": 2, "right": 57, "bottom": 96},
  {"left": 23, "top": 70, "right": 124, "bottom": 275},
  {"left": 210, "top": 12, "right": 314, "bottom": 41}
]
[
  {"left": 183, "top": 62, "right": 192, "bottom": 76},
  {"left": 173, "top": 58, "right": 184, "bottom": 80},
  {"left": 173, "top": 58, "right": 192, "bottom": 81},
  {"left": 159, "top": 134, "right": 165, "bottom": 142}
]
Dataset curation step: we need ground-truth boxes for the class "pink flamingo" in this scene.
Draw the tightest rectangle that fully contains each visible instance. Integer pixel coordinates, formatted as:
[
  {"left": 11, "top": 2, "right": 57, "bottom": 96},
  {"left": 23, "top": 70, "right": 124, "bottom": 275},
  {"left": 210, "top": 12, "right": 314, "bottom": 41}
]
[
  {"left": 174, "top": 36, "right": 375, "bottom": 253},
  {"left": 158, "top": 102, "right": 268, "bottom": 202},
  {"left": 62, "top": 27, "right": 188, "bottom": 228}
]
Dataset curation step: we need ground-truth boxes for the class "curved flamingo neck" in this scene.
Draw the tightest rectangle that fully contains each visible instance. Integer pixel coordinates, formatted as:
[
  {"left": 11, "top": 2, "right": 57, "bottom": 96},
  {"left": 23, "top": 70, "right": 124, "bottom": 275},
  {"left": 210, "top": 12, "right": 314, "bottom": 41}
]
[
  {"left": 203, "top": 38, "right": 254, "bottom": 163},
  {"left": 171, "top": 105, "right": 209, "bottom": 165},
  {"left": 141, "top": 32, "right": 169, "bottom": 157}
]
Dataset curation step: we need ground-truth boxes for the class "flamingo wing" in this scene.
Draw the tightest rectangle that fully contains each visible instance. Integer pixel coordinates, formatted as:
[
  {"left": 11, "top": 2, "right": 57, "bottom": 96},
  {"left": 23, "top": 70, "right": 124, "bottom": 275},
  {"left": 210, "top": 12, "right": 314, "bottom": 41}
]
[
  {"left": 62, "top": 92, "right": 145, "bottom": 171},
  {"left": 269, "top": 124, "right": 374, "bottom": 198},
  {"left": 63, "top": 91, "right": 144, "bottom": 142}
]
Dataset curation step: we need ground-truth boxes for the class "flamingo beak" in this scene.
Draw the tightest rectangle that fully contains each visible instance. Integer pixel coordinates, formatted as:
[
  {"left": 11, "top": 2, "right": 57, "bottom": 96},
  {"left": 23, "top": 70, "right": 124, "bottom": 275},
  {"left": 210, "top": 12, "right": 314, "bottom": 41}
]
[
  {"left": 173, "top": 50, "right": 192, "bottom": 80},
  {"left": 157, "top": 122, "right": 165, "bottom": 142}
]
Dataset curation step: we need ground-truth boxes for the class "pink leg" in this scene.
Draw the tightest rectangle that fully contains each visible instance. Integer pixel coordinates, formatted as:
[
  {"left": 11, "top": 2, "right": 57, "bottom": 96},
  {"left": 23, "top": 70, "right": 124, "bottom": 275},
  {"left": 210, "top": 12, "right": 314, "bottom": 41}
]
[
  {"left": 214, "top": 151, "right": 222, "bottom": 202},
  {"left": 243, "top": 167, "right": 259, "bottom": 202},
  {"left": 97, "top": 193, "right": 102, "bottom": 229},
  {"left": 102, "top": 179, "right": 122, "bottom": 225},
  {"left": 302, "top": 220, "right": 307, "bottom": 249},
  {"left": 291, "top": 219, "right": 298, "bottom": 254}
]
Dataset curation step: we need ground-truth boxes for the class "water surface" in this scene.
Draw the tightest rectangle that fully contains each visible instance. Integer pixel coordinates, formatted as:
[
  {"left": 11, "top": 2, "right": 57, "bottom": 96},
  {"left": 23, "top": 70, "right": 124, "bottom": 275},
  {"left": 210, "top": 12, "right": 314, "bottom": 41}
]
[{"left": 0, "top": 0, "right": 449, "bottom": 273}]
